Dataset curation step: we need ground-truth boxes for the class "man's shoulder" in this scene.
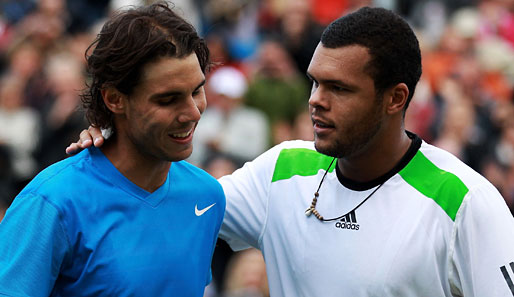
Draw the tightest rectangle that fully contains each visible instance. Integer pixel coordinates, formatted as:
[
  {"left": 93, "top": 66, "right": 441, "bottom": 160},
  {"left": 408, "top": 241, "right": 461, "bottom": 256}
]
[
  {"left": 400, "top": 141, "right": 499, "bottom": 221},
  {"left": 273, "top": 139, "right": 329, "bottom": 160},
  {"left": 175, "top": 160, "right": 213, "bottom": 177},
  {"left": 247, "top": 139, "right": 319, "bottom": 166},
  {"left": 18, "top": 150, "right": 94, "bottom": 200},
  {"left": 276, "top": 139, "right": 316, "bottom": 150},
  {"left": 174, "top": 161, "right": 226, "bottom": 210},
  {"left": 417, "top": 141, "right": 490, "bottom": 186},
  {"left": 174, "top": 161, "right": 223, "bottom": 188},
  {"left": 270, "top": 140, "right": 334, "bottom": 182}
]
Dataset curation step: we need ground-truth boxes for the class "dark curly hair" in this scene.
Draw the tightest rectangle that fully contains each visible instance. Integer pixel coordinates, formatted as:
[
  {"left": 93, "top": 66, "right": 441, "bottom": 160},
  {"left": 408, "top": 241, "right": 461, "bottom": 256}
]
[
  {"left": 81, "top": 2, "right": 210, "bottom": 130},
  {"left": 321, "top": 7, "right": 421, "bottom": 112}
]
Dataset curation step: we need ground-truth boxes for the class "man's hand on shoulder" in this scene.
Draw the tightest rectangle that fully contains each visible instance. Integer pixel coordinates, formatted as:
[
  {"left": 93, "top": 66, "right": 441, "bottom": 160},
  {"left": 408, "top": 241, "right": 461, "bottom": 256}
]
[{"left": 65, "top": 126, "right": 105, "bottom": 155}]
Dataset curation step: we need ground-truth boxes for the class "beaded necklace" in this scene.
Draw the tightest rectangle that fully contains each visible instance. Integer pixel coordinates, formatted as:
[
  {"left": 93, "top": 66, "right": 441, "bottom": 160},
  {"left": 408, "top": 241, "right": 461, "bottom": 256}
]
[{"left": 305, "top": 157, "right": 384, "bottom": 222}]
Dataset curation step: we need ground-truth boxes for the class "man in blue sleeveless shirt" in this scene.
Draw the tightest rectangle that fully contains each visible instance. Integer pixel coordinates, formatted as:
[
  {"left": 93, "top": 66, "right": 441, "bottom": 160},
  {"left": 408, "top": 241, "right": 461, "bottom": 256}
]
[{"left": 0, "top": 3, "right": 225, "bottom": 296}]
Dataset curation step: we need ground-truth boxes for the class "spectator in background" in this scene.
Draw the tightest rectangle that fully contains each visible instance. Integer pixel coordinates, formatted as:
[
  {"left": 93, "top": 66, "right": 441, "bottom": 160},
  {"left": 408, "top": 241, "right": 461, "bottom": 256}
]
[
  {"left": 15, "top": 0, "right": 67, "bottom": 53},
  {"left": 310, "top": 0, "right": 348, "bottom": 25},
  {"left": 202, "top": 152, "right": 239, "bottom": 181},
  {"left": 403, "top": 0, "right": 514, "bottom": 218},
  {"left": 200, "top": 0, "right": 260, "bottom": 61},
  {"left": 191, "top": 66, "right": 268, "bottom": 167},
  {"left": 0, "top": 196, "right": 8, "bottom": 222},
  {"left": 245, "top": 39, "right": 309, "bottom": 145},
  {"left": 202, "top": 151, "right": 240, "bottom": 293},
  {"left": 4, "top": 38, "right": 42, "bottom": 81},
  {"left": 4, "top": 38, "right": 51, "bottom": 111},
  {"left": 0, "top": 191, "right": 10, "bottom": 222},
  {"left": 65, "top": 0, "right": 108, "bottom": 34},
  {"left": 277, "top": 0, "right": 324, "bottom": 74},
  {"left": 411, "top": 6, "right": 510, "bottom": 172},
  {"left": 34, "top": 51, "right": 88, "bottom": 170},
  {"left": 0, "top": 144, "right": 15, "bottom": 222},
  {"left": 475, "top": 0, "right": 514, "bottom": 47},
  {"left": 0, "top": 142, "right": 13, "bottom": 183},
  {"left": 483, "top": 103, "right": 514, "bottom": 214},
  {"left": 432, "top": 89, "right": 476, "bottom": 159},
  {"left": 0, "top": 183, "right": 14, "bottom": 223},
  {"left": 0, "top": 73, "right": 40, "bottom": 191},
  {"left": 0, "top": 0, "right": 36, "bottom": 25},
  {"left": 221, "top": 248, "right": 269, "bottom": 297},
  {"left": 291, "top": 110, "right": 314, "bottom": 141}
]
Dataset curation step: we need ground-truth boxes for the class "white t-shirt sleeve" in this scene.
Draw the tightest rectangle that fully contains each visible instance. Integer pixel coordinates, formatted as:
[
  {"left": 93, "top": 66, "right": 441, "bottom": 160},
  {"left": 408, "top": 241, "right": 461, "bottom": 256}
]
[
  {"left": 218, "top": 144, "right": 281, "bottom": 251},
  {"left": 450, "top": 182, "right": 514, "bottom": 296}
]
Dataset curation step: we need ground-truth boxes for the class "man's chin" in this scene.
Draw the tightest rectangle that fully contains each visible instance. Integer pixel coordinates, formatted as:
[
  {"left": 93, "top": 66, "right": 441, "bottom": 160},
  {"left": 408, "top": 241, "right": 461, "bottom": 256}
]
[
  {"left": 166, "top": 147, "right": 193, "bottom": 162},
  {"left": 314, "top": 141, "right": 337, "bottom": 158}
]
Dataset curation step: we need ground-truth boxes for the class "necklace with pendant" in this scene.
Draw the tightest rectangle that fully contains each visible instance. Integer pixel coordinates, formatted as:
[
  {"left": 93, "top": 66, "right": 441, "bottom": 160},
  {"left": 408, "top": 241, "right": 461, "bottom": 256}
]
[{"left": 305, "top": 157, "right": 384, "bottom": 222}]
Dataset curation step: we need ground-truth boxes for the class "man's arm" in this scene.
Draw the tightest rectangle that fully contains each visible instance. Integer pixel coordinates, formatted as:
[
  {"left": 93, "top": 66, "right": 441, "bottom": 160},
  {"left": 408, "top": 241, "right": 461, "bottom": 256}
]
[
  {"left": 450, "top": 183, "right": 514, "bottom": 296},
  {"left": 0, "top": 193, "right": 70, "bottom": 296},
  {"left": 65, "top": 126, "right": 104, "bottom": 155},
  {"left": 218, "top": 143, "right": 282, "bottom": 251}
]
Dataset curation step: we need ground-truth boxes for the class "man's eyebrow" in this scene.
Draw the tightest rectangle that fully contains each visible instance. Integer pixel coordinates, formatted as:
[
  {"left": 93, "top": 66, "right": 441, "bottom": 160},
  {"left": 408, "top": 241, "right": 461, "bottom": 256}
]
[
  {"left": 150, "top": 79, "right": 206, "bottom": 99},
  {"left": 195, "top": 79, "right": 206, "bottom": 90},
  {"left": 306, "top": 72, "right": 355, "bottom": 89}
]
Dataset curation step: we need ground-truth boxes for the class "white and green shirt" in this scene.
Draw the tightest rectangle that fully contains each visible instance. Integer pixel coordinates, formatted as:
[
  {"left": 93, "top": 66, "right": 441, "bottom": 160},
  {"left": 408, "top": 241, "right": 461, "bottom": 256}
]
[{"left": 219, "top": 133, "right": 514, "bottom": 297}]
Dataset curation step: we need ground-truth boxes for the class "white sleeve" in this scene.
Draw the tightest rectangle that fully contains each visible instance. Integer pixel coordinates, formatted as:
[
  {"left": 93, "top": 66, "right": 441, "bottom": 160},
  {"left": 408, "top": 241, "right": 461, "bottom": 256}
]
[
  {"left": 450, "top": 182, "right": 514, "bottom": 296},
  {"left": 218, "top": 144, "right": 280, "bottom": 251}
]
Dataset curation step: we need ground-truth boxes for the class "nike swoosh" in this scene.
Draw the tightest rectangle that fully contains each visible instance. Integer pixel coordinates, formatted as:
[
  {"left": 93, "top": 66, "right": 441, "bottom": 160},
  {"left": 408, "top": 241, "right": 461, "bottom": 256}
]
[{"left": 195, "top": 203, "right": 216, "bottom": 216}]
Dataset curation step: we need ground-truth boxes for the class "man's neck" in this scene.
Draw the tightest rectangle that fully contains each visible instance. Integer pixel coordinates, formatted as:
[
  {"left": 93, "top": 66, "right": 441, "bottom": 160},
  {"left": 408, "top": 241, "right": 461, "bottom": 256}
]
[
  {"left": 337, "top": 130, "right": 412, "bottom": 183},
  {"left": 101, "top": 137, "right": 171, "bottom": 193}
]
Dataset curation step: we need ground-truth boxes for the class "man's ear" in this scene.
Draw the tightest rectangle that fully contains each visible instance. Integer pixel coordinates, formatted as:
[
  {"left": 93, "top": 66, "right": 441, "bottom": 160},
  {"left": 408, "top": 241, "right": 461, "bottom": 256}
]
[
  {"left": 384, "top": 83, "right": 409, "bottom": 115},
  {"left": 101, "top": 87, "right": 126, "bottom": 114}
]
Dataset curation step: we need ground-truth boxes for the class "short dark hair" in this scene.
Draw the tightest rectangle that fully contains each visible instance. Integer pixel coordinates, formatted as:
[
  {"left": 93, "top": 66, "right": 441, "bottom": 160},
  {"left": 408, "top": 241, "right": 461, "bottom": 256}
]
[
  {"left": 321, "top": 7, "right": 421, "bottom": 110},
  {"left": 81, "top": 2, "right": 210, "bottom": 130}
]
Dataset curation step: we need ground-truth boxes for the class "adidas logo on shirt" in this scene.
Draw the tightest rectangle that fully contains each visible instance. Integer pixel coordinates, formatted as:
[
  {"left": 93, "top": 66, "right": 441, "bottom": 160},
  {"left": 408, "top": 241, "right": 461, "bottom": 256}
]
[{"left": 334, "top": 210, "right": 360, "bottom": 231}]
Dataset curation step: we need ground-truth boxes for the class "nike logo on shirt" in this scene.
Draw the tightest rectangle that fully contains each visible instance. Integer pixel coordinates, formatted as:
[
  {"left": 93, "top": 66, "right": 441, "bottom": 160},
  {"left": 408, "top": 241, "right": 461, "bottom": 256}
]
[{"left": 195, "top": 203, "right": 216, "bottom": 216}]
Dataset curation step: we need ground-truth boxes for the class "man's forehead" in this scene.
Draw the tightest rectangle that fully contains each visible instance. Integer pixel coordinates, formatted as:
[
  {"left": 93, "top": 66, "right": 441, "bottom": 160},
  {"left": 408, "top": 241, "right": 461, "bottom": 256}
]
[
  {"left": 307, "top": 44, "right": 374, "bottom": 87},
  {"left": 309, "top": 45, "right": 370, "bottom": 71},
  {"left": 130, "top": 54, "right": 205, "bottom": 96},
  {"left": 141, "top": 54, "right": 202, "bottom": 80}
]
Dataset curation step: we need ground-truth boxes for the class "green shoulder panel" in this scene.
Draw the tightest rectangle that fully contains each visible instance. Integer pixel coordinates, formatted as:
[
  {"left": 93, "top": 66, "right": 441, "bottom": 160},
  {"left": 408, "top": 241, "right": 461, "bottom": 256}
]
[
  {"left": 399, "top": 150, "right": 468, "bottom": 221},
  {"left": 272, "top": 148, "right": 336, "bottom": 182}
]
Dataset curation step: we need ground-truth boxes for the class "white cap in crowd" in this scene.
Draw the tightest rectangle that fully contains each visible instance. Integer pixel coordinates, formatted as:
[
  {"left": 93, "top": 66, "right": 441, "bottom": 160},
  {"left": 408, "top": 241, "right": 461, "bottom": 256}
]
[{"left": 208, "top": 66, "right": 248, "bottom": 99}]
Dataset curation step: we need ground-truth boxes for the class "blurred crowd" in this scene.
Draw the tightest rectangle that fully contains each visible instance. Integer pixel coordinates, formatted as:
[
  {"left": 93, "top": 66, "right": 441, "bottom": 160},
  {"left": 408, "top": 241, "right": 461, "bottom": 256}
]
[{"left": 1, "top": 0, "right": 514, "bottom": 296}]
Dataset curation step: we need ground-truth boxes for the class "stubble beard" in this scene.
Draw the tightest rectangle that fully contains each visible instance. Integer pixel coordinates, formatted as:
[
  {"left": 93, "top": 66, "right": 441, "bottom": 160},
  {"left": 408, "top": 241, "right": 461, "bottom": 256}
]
[
  {"left": 314, "top": 104, "right": 384, "bottom": 159},
  {"left": 128, "top": 128, "right": 191, "bottom": 163}
]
